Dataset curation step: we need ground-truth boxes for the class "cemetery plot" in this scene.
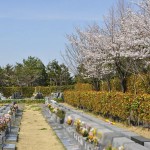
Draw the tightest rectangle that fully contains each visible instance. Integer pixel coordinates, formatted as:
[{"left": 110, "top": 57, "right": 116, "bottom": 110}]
[
  {"left": 0, "top": 102, "right": 23, "bottom": 150},
  {"left": 44, "top": 101, "right": 150, "bottom": 150}
]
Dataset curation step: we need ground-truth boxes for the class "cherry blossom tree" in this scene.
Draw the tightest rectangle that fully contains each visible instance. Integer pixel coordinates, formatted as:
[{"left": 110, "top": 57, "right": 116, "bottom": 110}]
[{"left": 63, "top": 0, "right": 150, "bottom": 93}]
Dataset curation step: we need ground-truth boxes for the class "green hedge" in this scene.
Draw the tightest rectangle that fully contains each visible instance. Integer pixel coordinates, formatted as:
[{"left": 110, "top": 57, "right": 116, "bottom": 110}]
[
  {"left": 0, "top": 99, "right": 45, "bottom": 104},
  {"left": 0, "top": 85, "right": 74, "bottom": 98},
  {"left": 64, "top": 91, "right": 150, "bottom": 123}
]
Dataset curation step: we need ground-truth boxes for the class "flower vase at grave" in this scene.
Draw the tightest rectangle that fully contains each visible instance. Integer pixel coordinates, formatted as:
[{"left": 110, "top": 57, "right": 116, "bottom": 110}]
[
  {"left": 56, "top": 116, "right": 64, "bottom": 124},
  {"left": 59, "top": 118, "right": 64, "bottom": 124}
]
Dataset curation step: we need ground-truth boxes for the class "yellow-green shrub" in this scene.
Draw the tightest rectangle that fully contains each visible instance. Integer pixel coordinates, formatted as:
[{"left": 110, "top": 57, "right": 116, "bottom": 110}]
[
  {"left": 64, "top": 91, "right": 150, "bottom": 123},
  {"left": 0, "top": 85, "right": 74, "bottom": 98},
  {"left": 127, "top": 74, "right": 150, "bottom": 94},
  {"left": 74, "top": 83, "right": 92, "bottom": 91}
]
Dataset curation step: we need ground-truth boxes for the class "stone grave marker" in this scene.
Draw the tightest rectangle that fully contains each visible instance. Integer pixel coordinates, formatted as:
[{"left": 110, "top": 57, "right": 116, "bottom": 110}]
[
  {"left": 144, "top": 142, "right": 150, "bottom": 149},
  {"left": 131, "top": 136, "right": 150, "bottom": 146},
  {"left": 124, "top": 143, "right": 149, "bottom": 150},
  {"left": 112, "top": 137, "right": 135, "bottom": 148}
]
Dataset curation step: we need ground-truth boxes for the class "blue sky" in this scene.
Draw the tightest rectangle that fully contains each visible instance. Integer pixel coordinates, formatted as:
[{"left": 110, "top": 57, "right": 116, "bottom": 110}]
[{"left": 0, "top": 0, "right": 122, "bottom": 67}]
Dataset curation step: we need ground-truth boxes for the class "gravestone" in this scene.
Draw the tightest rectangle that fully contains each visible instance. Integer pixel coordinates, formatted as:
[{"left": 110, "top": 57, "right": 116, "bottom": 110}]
[
  {"left": 0, "top": 93, "right": 6, "bottom": 100},
  {"left": 5, "top": 136, "right": 17, "bottom": 143},
  {"left": 11, "top": 92, "right": 22, "bottom": 99},
  {"left": 120, "top": 131, "right": 138, "bottom": 139},
  {"left": 112, "top": 137, "right": 135, "bottom": 148},
  {"left": 99, "top": 130, "right": 123, "bottom": 149},
  {"left": 124, "top": 143, "right": 149, "bottom": 150},
  {"left": 3, "top": 143, "right": 16, "bottom": 150},
  {"left": 34, "top": 92, "right": 43, "bottom": 99},
  {"left": 144, "top": 142, "right": 150, "bottom": 149},
  {"left": 131, "top": 136, "right": 150, "bottom": 146}
]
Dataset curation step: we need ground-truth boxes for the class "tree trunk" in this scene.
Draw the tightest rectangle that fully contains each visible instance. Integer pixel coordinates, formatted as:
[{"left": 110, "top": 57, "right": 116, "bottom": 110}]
[
  {"left": 107, "top": 79, "right": 111, "bottom": 92},
  {"left": 121, "top": 77, "right": 127, "bottom": 93},
  {"left": 92, "top": 78, "right": 100, "bottom": 91}
]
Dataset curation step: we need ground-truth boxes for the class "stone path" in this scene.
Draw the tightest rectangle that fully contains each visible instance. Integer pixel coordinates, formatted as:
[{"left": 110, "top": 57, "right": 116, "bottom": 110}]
[
  {"left": 42, "top": 105, "right": 81, "bottom": 150},
  {"left": 16, "top": 104, "right": 65, "bottom": 150}
]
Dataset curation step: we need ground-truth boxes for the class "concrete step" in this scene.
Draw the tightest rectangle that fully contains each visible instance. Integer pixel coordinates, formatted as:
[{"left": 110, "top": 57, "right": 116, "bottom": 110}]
[
  {"left": 5, "top": 136, "right": 17, "bottom": 143},
  {"left": 3, "top": 144, "right": 16, "bottom": 150}
]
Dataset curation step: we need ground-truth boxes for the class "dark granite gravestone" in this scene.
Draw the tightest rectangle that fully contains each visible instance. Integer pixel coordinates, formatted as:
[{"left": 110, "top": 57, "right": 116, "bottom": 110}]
[
  {"left": 34, "top": 92, "right": 43, "bottom": 99},
  {"left": 11, "top": 92, "right": 22, "bottom": 99},
  {"left": 131, "top": 136, "right": 150, "bottom": 146}
]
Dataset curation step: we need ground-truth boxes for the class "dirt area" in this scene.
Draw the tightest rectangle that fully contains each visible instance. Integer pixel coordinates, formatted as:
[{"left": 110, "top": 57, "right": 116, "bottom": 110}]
[
  {"left": 62, "top": 103, "right": 150, "bottom": 139},
  {"left": 16, "top": 104, "right": 65, "bottom": 150}
]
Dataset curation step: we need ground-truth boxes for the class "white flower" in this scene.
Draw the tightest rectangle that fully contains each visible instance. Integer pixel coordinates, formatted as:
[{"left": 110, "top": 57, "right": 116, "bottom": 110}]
[{"left": 118, "top": 146, "right": 124, "bottom": 150}]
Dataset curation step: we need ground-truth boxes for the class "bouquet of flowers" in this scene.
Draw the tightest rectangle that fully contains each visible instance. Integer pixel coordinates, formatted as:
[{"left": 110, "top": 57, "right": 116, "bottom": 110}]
[
  {"left": 0, "top": 117, "right": 7, "bottom": 131},
  {"left": 47, "top": 104, "right": 52, "bottom": 109},
  {"left": 48, "top": 104, "right": 55, "bottom": 113},
  {"left": 14, "top": 104, "right": 18, "bottom": 110},
  {"left": 80, "top": 127, "right": 89, "bottom": 137},
  {"left": 10, "top": 106, "right": 16, "bottom": 113},
  {"left": 53, "top": 107, "right": 58, "bottom": 113},
  {"left": 74, "top": 119, "right": 81, "bottom": 133},
  {"left": 66, "top": 116, "right": 73, "bottom": 125},
  {"left": 8, "top": 110, "right": 13, "bottom": 115},
  {"left": 4, "top": 113, "right": 11, "bottom": 123},
  {"left": 11, "top": 102, "right": 18, "bottom": 112},
  {"left": 86, "top": 128, "right": 99, "bottom": 146}
]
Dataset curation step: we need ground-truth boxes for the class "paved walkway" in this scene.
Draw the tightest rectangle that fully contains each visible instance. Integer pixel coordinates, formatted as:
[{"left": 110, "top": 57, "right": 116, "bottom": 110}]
[{"left": 16, "top": 104, "right": 65, "bottom": 150}]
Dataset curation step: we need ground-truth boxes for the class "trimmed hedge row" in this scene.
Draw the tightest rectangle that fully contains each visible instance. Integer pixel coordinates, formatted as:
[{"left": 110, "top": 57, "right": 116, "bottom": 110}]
[
  {"left": 64, "top": 91, "right": 150, "bottom": 123},
  {"left": 74, "top": 83, "right": 92, "bottom": 91},
  {"left": 0, "top": 85, "right": 74, "bottom": 98},
  {"left": 0, "top": 99, "right": 45, "bottom": 104}
]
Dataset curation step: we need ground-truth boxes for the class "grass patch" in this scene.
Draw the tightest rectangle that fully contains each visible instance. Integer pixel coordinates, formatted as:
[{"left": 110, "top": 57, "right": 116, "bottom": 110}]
[
  {"left": 33, "top": 107, "right": 41, "bottom": 111},
  {"left": 30, "top": 105, "right": 39, "bottom": 108},
  {"left": 27, "top": 104, "right": 41, "bottom": 111}
]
